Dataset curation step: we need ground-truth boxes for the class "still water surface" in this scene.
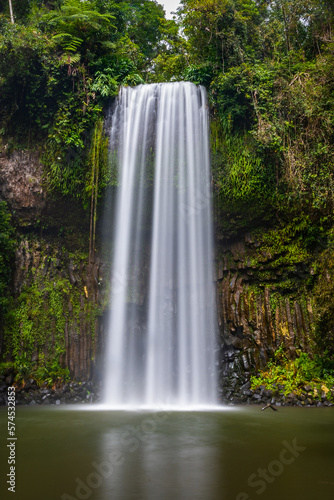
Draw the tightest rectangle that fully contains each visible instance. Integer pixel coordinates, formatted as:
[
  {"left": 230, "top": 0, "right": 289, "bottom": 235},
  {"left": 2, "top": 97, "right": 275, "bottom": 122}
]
[{"left": 0, "top": 406, "right": 333, "bottom": 500}]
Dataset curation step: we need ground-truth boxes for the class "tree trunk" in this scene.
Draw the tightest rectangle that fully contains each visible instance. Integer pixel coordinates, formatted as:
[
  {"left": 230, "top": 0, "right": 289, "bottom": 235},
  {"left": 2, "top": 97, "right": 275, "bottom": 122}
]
[
  {"left": 8, "top": 0, "right": 14, "bottom": 24},
  {"left": 281, "top": 2, "right": 291, "bottom": 53}
]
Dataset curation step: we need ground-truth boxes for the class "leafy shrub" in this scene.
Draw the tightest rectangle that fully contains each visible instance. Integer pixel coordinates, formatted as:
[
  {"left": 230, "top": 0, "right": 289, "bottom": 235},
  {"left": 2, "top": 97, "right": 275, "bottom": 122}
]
[
  {"left": 35, "top": 349, "right": 70, "bottom": 388},
  {"left": 251, "top": 347, "right": 334, "bottom": 397},
  {"left": 13, "top": 352, "right": 36, "bottom": 384}
]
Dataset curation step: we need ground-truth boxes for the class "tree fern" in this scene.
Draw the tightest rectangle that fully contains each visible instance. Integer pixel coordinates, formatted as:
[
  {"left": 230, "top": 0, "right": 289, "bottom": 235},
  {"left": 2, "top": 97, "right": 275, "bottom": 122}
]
[{"left": 52, "top": 33, "right": 83, "bottom": 53}]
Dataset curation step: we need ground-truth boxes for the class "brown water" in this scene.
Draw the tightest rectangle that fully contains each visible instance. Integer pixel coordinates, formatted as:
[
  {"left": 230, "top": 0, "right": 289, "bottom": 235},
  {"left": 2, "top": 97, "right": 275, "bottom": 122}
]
[{"left": 0, "top": 406, "right": 333, "bottom": 500}]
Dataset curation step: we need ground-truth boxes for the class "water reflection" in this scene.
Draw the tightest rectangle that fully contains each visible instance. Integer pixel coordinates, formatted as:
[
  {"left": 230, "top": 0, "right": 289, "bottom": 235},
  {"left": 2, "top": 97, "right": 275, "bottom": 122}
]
[
  {"left": 99, "top": 411, "right": 223, "bottom": 500},
  {"left": 0, "top": 406, "right": 333, "bottom": 500}
]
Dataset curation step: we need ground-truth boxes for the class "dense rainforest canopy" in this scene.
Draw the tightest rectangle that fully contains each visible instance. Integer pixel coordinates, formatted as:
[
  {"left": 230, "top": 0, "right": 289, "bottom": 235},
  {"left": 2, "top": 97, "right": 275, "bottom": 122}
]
[
  {"left": 0, "top": 0, "right": 333, "bottom": 208},
  {"left": 1, "top": 0, "right": 334, "bottom": 387}
]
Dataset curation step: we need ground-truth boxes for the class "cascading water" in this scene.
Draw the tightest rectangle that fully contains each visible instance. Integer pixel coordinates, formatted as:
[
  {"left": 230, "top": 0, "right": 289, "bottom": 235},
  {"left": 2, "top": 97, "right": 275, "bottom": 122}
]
[{"left": 104, "top": 82, "right": 217, "bottom": 408}]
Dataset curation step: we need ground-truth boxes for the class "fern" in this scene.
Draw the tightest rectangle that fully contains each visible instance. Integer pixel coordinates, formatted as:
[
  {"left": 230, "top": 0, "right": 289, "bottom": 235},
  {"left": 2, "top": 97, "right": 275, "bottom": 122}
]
[
  {"left": 59, "top": 52, "right": 81, "bottom": 66},
  {"left": 52, "top": 33, "right": 82, "bottom": 53},
  {"left": 46, "top": 0, "right": 115, "bottom": 33}
]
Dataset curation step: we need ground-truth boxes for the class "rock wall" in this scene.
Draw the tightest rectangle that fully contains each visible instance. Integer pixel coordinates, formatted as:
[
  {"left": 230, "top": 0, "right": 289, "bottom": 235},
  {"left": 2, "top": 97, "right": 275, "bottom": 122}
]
[
  {"left": 0, "top": 150, "right": 46, "bottom": 223},
  {"left": 0, "top": 150, "right": 107, "bottom": 381},
  {"left": 214, "top": 226, "right": 322, "bottom": 399},
  {"left": 10, "top": 238, "right": 105, "bottom": 380}
]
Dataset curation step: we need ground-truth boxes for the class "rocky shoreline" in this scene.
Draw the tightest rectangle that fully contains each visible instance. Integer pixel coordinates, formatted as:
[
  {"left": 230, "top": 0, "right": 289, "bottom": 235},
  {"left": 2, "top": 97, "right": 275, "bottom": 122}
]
[
  {"left": 219, "top": 380, "right": 334, "bottom": 407},
  {"left": 0, "top": 378, "right": 102, "bottom": 406},
  {"left": 0, "top": 378, "right": 333, "bottom": 407}
]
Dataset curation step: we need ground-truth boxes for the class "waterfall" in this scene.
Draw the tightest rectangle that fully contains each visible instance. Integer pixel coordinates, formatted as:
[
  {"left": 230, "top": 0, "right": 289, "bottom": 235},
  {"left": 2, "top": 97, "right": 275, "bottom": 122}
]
[{"left": 104, "top": 82, "right": 217, "bottom": 408}]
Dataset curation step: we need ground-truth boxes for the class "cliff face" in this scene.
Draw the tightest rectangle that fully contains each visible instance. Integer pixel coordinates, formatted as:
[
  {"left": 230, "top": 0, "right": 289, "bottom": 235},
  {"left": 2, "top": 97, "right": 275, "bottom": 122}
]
[
  {"left": 0, "top": 150, "right": 106, "bottom": 382},
  {"left": 215, "top": 233, "right": 315, "bottom": 390},
  {"left": 0, "top": 150, "right": 328, "bottom": 388},
  {"left": 0, "top": 150, "right": 46, "bottom": 222},
  {"left": 11, "top": 238, "right": 105, "bottom": 380}
]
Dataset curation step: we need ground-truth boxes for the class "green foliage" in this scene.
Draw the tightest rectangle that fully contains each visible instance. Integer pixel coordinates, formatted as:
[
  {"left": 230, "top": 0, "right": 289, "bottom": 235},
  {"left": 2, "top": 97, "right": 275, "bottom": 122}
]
[
  {"left": 251, "top": 219, "right": 312, "bottom": 269},
  {"left": 34, "top": 348, "right": 70, "bottom": 387},
  {"left": 0, "top": 17, "right": 62, "bottom": 141},
  {"left": 211, "top": 116, "right": 276, "bottom": 235},
  {"left": 43, "top": 90, "right": 102, "bottom": 199},
  {"left": 3, "top": 250, "right": 98, "bottom": 384},
  {"left": 86, "top": 119, "right": 109, "bottom": 263},
  {"left": 2, "top": 0, "right": 334, "bottom": 212},
  {"left": 149, "top": 14, "right": 188, "bottom": 82},
  {"left": 13, "top": 352, "right": 35, "bottom": 384},
  {"left": 251, "top": 347, "right": 334, "bottom": 397},
  {"left": 0, "top": 1, "right": 170, "bottom": 200},
  {"left": 0, "top": 200, "right": 15, "bottom": 316},
  {"left": 0, "top": 349, "right": 70, "bottom": 387},
  {"left": 184, "top": 63, "right": 214, "bottom": 86},
  {"left": 174, "top": 0, "right": 334, "bottom": 224},
  {"left": 213, "top": 132, "right": 274, "bottom": 204},
  {"left": 151, "top": 52, "right": 186, "bottom": 82},
  {"left": 117, "top": 0, "right": 165, "bottom": 61},
  {"left": 211, "top": 62, "right": 277, "bottom": 130},
  {"left": 313, "top": 250, "right": 334, "bottom": 357},
  {"left": 180, "top": 0, "right": 266, "bottom": 75},
  {"left": 42, "top": 0, "right": 115, "bottom": 64},
  {"left": 91, "top": 69, "right": 118, "bottom": 98},
  {"left": 85, "top": 119, "right": 110, "bottom": 202}
]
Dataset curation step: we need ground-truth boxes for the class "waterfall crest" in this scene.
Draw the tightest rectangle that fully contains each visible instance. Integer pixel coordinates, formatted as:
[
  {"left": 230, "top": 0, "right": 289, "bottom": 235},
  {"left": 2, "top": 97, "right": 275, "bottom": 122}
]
[{"left": 104, "top": 82, "right": 217, "bottom": 408}]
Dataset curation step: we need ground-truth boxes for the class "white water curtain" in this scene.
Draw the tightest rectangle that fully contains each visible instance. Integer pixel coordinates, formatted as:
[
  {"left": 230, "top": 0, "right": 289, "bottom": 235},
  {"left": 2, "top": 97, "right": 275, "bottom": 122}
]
[{"left": 104, "top": 82, "right": 217, "bottom": 408}]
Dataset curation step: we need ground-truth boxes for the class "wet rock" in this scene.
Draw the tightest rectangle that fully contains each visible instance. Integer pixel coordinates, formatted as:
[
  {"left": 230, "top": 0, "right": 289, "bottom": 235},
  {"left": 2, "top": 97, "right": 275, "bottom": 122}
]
[
  {"left": 240, "top": 381, "right": 251, "bottom": 391},
  {"left": 0, "top": 151, "right": 46, "bottom": 223},
  {"left": 231, "top": 337, "right": 243, "bottom": 349},
  {"left": 75, "top": 386, "right": 86, "bottom": 396},
  {"left": 242, "top": 389, "right": 252, "bottom": 396},
  {"left": 0, "top": 381, "right": 102, "bottom": 406},
  {"left": 0, "top": 382, "right": 7, "bottom": 392}
]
